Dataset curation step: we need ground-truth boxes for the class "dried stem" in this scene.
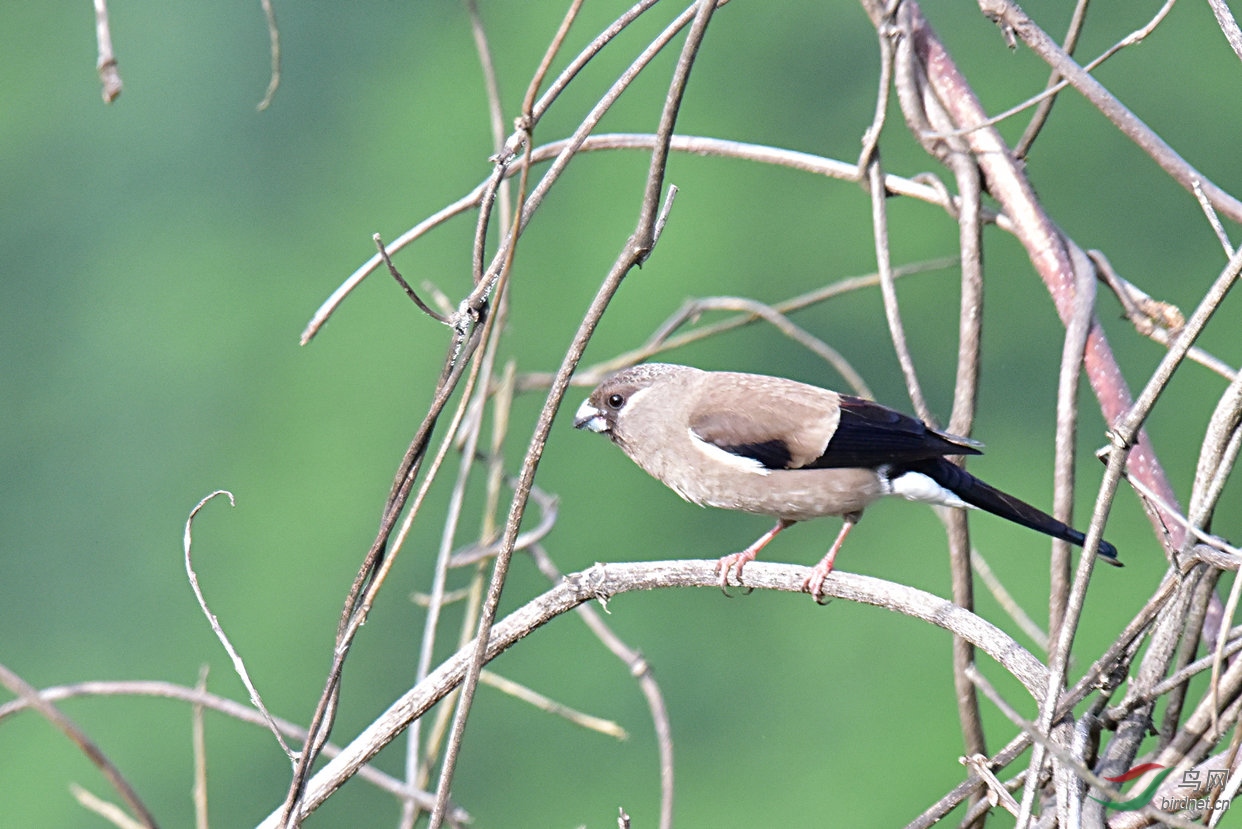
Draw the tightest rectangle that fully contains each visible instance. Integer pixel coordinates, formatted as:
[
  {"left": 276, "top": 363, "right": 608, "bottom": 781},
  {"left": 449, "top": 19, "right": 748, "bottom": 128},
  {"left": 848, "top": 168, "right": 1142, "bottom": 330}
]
[
  {"left": 256, "top": 0, "right": 280, "bottom": 111},
  {"left": 183, "top": 491, "right": 295, "bottom": 760},
  {"left": 93, "top": 0, "right": 122, "bottom": 103}
]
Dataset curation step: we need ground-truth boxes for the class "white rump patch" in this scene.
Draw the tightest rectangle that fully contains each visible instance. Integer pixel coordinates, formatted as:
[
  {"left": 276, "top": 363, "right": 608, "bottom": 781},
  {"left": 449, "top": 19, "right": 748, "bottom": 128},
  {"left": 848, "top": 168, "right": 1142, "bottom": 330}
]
[
  {"left": 688, "top": 429, "right": 772, "bottom": 475},
  {"left": 889, "top": 471, "right": 976, "bottom": 509}
]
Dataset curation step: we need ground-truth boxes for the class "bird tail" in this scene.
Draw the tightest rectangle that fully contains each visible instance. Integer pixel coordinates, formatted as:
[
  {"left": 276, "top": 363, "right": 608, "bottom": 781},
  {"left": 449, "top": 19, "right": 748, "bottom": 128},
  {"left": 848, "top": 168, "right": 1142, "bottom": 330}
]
[{"left": 912, "top": 458, "right": 1122, "bottom": 565}]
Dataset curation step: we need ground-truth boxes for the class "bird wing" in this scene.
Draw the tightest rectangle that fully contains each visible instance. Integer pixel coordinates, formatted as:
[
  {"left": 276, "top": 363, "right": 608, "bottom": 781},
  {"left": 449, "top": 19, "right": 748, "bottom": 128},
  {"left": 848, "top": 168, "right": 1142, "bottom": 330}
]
[
  {"left": 687, "top": 373, "right": 843, "bottom": 470},
  {"left": 806, "top": 396, "right": 983, "bottom": 468},
  {"left": 688, "top": 376, "right": 981, "bottom": 471}
]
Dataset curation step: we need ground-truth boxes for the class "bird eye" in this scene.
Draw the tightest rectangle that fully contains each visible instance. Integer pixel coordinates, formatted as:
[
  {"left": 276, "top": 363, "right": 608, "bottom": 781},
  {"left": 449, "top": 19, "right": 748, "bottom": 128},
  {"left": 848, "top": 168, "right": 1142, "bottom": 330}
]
[{"left": 606, "top": 393, "right": 625, "bottom": 409}]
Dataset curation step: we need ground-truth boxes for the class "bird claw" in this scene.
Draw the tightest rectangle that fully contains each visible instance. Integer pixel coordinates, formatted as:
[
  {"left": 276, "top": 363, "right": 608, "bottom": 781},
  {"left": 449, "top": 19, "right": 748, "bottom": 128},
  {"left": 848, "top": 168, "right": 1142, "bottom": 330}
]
[
  {"left": 802, "top": 564, "right": 835, "bottom": 604},
  {"left": 714, "top": 552, "right": 756, "bottom": 597},
  {"left": 800, "top": 520, "right": 850, "bottom": 603}
]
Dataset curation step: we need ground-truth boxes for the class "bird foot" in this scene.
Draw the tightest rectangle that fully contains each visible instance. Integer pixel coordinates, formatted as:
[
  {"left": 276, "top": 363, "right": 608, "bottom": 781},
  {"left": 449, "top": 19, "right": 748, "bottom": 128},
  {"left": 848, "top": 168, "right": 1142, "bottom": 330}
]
[
  {"left": 800, "top": 517, "right": 853, "bottom": 603},
  {"left": 801, "top": 562, "right": 835, "bottom": 605},
  {"left": 714, "top": 551, "right": 758, "bottom": 596},
  {"left": 711, "top": 519, "right": 793, "bottom": 596}
]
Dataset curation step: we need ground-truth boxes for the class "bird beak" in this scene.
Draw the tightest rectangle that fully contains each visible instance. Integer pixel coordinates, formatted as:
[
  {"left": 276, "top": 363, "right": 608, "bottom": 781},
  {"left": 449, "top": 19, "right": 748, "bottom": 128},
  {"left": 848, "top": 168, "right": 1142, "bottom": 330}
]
[{"left": 573, "top": 399, "right": 607, "bottom": 432}]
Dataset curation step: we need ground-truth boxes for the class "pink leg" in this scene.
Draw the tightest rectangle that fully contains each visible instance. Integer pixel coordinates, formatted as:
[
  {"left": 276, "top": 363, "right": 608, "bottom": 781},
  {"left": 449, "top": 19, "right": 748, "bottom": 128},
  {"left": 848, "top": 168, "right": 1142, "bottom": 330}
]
[
  {"left": 803, "top": 513, "right": 860, "bottom": 600},
  {"left": 715, "top": 519, "right": 794, "bottom": 592}
]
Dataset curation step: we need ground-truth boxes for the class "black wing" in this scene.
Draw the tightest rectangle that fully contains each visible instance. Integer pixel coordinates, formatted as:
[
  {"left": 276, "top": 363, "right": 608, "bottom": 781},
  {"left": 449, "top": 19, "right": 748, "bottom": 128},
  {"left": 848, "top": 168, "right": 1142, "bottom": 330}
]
[{"left": 802, "top": 396, "right": 982, "bottom": 469}]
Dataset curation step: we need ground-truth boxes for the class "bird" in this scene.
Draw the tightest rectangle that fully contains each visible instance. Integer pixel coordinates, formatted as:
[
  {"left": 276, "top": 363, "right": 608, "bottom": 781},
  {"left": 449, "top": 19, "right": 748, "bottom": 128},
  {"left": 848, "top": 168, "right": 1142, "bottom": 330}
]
[{"left": 572, "top": 362, "right": 1121, "bottom": 598}]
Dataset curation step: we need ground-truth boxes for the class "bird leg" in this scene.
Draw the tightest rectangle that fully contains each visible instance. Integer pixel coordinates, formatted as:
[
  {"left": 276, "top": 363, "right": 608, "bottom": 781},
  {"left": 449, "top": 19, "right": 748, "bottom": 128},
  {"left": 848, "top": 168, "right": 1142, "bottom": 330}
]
[
  {"left": 803, "top": 512, "right": 860, "bottom": 601},
  {"left": 714, "top": 519, "right": 794, "bottom": 593}
]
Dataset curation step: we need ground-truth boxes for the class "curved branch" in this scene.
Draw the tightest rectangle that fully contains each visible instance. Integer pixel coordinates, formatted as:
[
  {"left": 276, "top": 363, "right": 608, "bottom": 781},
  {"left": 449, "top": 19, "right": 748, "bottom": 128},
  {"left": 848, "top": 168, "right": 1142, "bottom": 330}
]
[
  {"left": 0, "top": 662, "right": 157, "bottom": 828},
  {"left": 300, "top": 133, "right": 1000, "bottom": 345},
  {"left": 0, "top": 679, "right": 463, "bottom": 821},
  {"left": 257, "top": 559, "right": 1047, "bottom": 827}
]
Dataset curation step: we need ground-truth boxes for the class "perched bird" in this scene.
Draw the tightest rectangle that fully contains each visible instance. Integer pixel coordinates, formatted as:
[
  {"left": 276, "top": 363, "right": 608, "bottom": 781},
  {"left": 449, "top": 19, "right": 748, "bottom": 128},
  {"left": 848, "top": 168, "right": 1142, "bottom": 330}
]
[{"left": 573, "top": 363, "right": 1120, "bottom": 598}]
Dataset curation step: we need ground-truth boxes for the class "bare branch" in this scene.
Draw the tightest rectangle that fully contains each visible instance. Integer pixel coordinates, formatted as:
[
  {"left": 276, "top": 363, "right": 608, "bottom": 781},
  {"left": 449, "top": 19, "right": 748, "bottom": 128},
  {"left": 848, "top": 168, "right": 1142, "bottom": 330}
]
[
  {"left": 480, "top": 670, "right": 627, "bottom": 740},
  {"left": 256, "top": 0, "right": 280, "bottom": 111},
  {"left": 1013, "top": 0, "right": 1088, "bottom": 157},
  {"left": 1207, "top": 0, "right": 1242, "bottom": 64},
  {"left": 0, "top": 662, "right": 157, "bottom": 828},
  {"left": 0, "top": 679, "right": 462, "bottom": 819},
  {"left": 70, "top": 785, "right": 146, "bottom": 829},
  {"left": 183, "top": 491, "right": 296, "bottom": 761},
  {"left": 529, "top": 543, "right": 676, "bottom": 829},
  {"left": 373, "top": 233, "right": 451, "bottom": 324},
  {"left": 257, "top": 560, "right": 1050, "bottom": 827},
  {"left": 976, "top": 0, "right": 1242, "bottom": 224},
  {"left": 428, "top": 4, "right": 720, "bottom": 825},
  {"left": 93, "top": 0, "right": 122, "bottom": 103},
  {"left": 192, "top": 666, "right": 209, "bottom": 829}
]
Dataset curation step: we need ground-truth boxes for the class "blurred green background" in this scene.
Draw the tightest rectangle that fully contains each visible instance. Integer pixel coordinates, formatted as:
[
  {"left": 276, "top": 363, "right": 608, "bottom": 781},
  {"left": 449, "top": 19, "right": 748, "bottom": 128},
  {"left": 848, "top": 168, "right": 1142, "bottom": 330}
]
[{"left": 3, "top": 1, "right": 1240, "bottom": 826}]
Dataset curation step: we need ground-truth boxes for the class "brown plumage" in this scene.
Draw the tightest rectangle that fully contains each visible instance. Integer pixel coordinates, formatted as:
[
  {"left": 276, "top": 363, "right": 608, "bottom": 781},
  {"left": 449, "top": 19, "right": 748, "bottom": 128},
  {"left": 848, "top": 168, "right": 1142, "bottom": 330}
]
[{"left": 573, "top": 363, "right": 1120, "bottom": 598}]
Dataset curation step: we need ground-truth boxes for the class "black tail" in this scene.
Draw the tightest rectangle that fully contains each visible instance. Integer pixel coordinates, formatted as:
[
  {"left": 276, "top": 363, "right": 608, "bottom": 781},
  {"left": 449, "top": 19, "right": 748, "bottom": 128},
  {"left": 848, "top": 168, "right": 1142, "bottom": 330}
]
[{"left": 910, "top": 458, "right": 1121, "bottom": 565}]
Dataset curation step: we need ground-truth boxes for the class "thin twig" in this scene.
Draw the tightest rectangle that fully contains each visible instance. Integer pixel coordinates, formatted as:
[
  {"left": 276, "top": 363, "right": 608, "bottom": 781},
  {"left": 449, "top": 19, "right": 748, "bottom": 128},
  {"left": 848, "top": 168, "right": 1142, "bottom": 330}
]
[
  {"left": 301, "top": 191, "right": 480, "bottom": 344},
  {"left": 1140, "top": 626, "right": 1242, "bottom": 701},
  {"left": 857, "top": 2, "right": 896, "bottom": 172},
  {"left": 528, "top": 543, "right": 676, "bottom": 829},
  {"left": 463, "top": 3, "right": 508, "bottom": 285},
  {"left": 94, "top": 0, "right": 122, "bottom": 103},
  {"left": 663, "top": 296, "right": 873, "bottom": 397},
  {"left": 1207, "top": 0, "right": 1242, "bottom": 63},
  {"left": 937, "top": 1, "right": 1178, "bottom": 150},
  {"left": 1013, "top": 0, "right": 1088, "bottom": 157},
  {"left": 867, "top": 154, "right": 932, "bottom": 423},
  {"left": 70, "top": 785, "right": 146, "bottom": 829},
  {"left": 959, "top": 754, "right": 1021, "bottom": 817},
  {"left": 519, "top": 258, "right": 955, "bottom": 392},
  {"left": 1213, "top": 574, "right": 1242, "bottom": 737},
  {"left": 374, "top": 233, "right": 450, "bottom": 323},
  {"left": 1193, "top": 179, "right": 1236, "bottom": 258},
  {"left": 647, "top": 184, "right": 678, "bottom": 258},
  {"left": 399, "top": 327, "right": 495, "bottom": 829},
  {"left": 183, "top": 491, "right": 295, "bottom": 760},
  {"left": 976, "top": 0, "right": 1242, "bottom": 224},
  {"left": 256, "top": 0, "right": 280, "bottom": 111},
  {"left": 971, "top": 549, "right": 1049, "bottom": 653},
  {"left": 1092, "top": 251, "right": 1237, "bottom": 383},
  {"left": 429, "top": 3, "right": 718, "bottom": 823},
  {"left": 1112, "top": 245, "right": 1242, "bottom": 457},
  {"left": 504, "top": 0, "right": 665, "bottom": 162},
  {"left": 1116, "top": 472, "right": 1241, "bottom": 564},
  {"left": 942, "top": 147, "right": 988, "bottom": 793},
  {"left": 0, "top": 663, "right": 158, "bottom": 828},
  {"left": 0, "top": 679, "right": 462, "bottom": 818},
  {"left": 480, "top": 670, "right": 628, "bottom": 740},
  {"left": 448, "top": 480, "right": 558, "bottom": 566},
  {"left": 191, "top": 666, "right": 209, "bottom": 829},
  {"left": 1049, "top": 245, "right": 1095, "bottom": 638}
]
